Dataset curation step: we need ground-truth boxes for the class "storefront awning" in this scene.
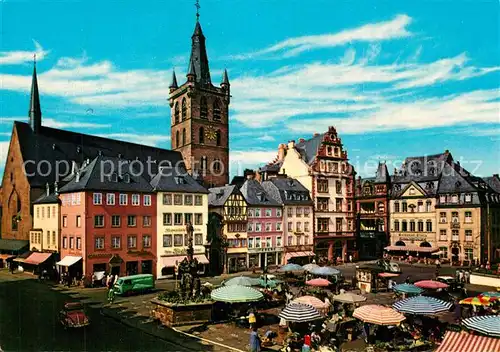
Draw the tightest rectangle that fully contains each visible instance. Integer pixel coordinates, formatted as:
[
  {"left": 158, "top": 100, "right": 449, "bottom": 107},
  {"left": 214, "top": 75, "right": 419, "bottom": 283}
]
[
  {"left": 56, "top": 255, "right": 82, "bottom": 267},
  {"left": 24, "top": 252, "right": 52, "bottom": 265},
  {"left": 0, "top": 239, "right": 29, "bottom": 251},
  {"left": 160, "top": 254, "right": 209, "bottom": 268},
  {"left": 0, "top": 254, "right": 15, "bottom": 260},
  {"left": 384, "top": 245, "right": 438, "bottom": 253},
  {"left": 436, "top": 331, "right": 500, "bottom": 352},
  {"left": 13, "top": 251, "right": 33, "bottom": 263},
  {"left": 284, "top": 251, "right": 315, "bottom": 262}
]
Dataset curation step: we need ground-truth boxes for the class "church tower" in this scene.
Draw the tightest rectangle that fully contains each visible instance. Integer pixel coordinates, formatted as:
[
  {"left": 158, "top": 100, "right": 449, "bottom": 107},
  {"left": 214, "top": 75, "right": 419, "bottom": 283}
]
[{"left": 169, "top": 11, "right": 230, "bottom": 188}]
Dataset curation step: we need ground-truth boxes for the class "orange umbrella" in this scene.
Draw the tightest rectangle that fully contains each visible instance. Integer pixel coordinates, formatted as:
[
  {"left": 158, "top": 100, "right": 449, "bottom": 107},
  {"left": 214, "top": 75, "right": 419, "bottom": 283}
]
[
  {"left": 459, "top": 296, "right": 497, "bottom": 306},
  {"left": 292, "top": 296, "right": 330, "bottom": 315},
  {"left": 414, "top": 280, "right": 448, "bottom": 289},
  {"left": 306, "top": 278, "right": 331, "bottom": 287},
  {"left": 353, "top": 304, "right": 405, "bottom": 325}
]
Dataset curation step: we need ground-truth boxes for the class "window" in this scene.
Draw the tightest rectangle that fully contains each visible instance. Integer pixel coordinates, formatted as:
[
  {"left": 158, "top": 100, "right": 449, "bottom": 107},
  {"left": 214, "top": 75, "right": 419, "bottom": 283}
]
[
  {"left": 296, "top": 207, "right": 302, "bottom": 216},
  {"left": 69, "top": 237, "right": 74, "bottom": 249},
  {"left": 304, "top": 236, "right": 309, "bottom": 245},
  {"left": 336, "top": 199, "right": 342, "bottom": 212},
  {"left": 213, "top": 99, "right": 221, "bottom": 120},
  {"left": 451, "top": 194, "right": 459, "bottom": 203},
  {"left": 181, "top": 98, "right": 187, "bottom": 120},
  {"left": 95, "top": 237, "right": 104, "bottom": 249},
  {"left": 304, "top": 207, "right": 310, "bottom": 216},
  {"left": 106, "top": 193, "right": 115, "bottom": 205},
  {"left": 142, "top": 235, "right": 151, "bottom": 248},
  {"left": 426, "top": 201, "right": 432, "bottom": 212},
  {"left": 255, "top": 237, "right": 261, "bottom": 248},
  {"left": 255, "top": 223, "right": 262, "bottom": 232},
  {"left": 163, "top": 213, "right": 172, "bottom": 226},
  {"left": 143, "top": 195, "right": 152, "bottom": 206},
  {"left": 200, "top": 97, "right": 208, "bottom": 119},
  {"left": 276, "top": 208, "right": 282, "bottom": 217},
  {"left": 76, "top": 237, "right": 81, "bottom": 249},
  {"left": 410, "top": 220, "right": 416, "bottom": 232},
  {"left": 93, "top": 193, "right": 102, "bottom": 205},
  {"left": 174, "top": 194, "right": 183, "bottom": 205},
  {"left": 216, "top": 130, "right": 221, "bottom": 146},
  {"left": 465, "top": 230, "right": 473, "bottom": 242},
  {"left": 119, "top": 194, "right": 128, "bottom": 205},
  {"left": 163, "top": 194, "right": 172, "bottom": 205},
  {"left": 183, "top": 195, "right": 193, "bottom": 206},
  {"left": 317, "top": 198, "right": 329, "bottom": 211},
  {"left": 182, "top": 128, "right": 186, "bottom": 146},
  {"left": 255, "top": 208, "right": 261, "bottom": 217},
  {"left": 248, "top": 238, "right": 254, "bottom": 248},
  {"left": 287, "top": 208, "right": 293, "bottom": 217},
  {"left": 127, "top": 236, "right": 137, "bottom": 249},
  {"left": 402, "top": 220, "right": 407, "bottom": 232},
  {"left": 465, "top": 194, "right": 472, "bottom": 203},
  {"left": 426, "top": 220, "right": 433, "bottom": 232},
  {"left": 440, "top": 212, "right": 447, "bottom": 223},
  {"left": 417, "top": 201, "right": 424, "bottom": 212},
  {"left": 317, "top": 218, "right": 329, "bottom": 232},
  {"left": 336, "top": 180, "right": 342, "bottom": 194},
  {"left": 195, "top": 195, "right": 203, "bottom": 206},
  {"left": 418, "top": 220, "right": 424, "bottom": 232},
  {"left": 452, "top": 212, "right": 459, "bottom": 223},
  {"left": 295, "top": 222, "right": 302, "bottom": 232},
  {"left": 52, "top": 231, "right": 56, "bottom": 245},
  {"left": 163, "top": 235, "right": 172, "bottom": 247},
  {"left": 127, "top": 215, "right": 137, "bottom": 227},
  {"left": 195, "top": 213, "right": 203, "bottom": 225},
  {"left": 265, "top": 223, "right": 272, "bottom": 231},
  {"left": 76, "top": 215, "right": 81, "bottom": 228},
  {"left": 174, "top": 213, "right": 183, "bottom": 225},
  {"left": 266, "top": 237, "right": 272, "bottom": 248},
  {"left": 47, "top": 207, "right": 51, "bottom": 219},
  {"left": 402, "top": 202, "right": 408, "bottom": 212},
  {"left": 131, "top": 194, "right": 140, "bottom": 206},
  {"left": 276, "top": 222, "right": 282, "bottom": 231},
  {"left": 247, "top": 222, "right": 254, "bottom": 232},
  {"left": 174, "top": 234, "right": 183, "bottom": 246},
  {"left": 317, "top": 179, "right": 328, "bottom": 193},
  {"left": 465, "top": 248, "right": 473, "bottom": 260},
  {"left": 288, "top": 222, "right": 293, "bottom": 231},
  {"left": 174, "top": 102, "right": 180, "bottom": 123},
  {"left": 41, "top": 207, "right": 45, "bottom": 219},
  {"left": 394, "top": 220, "right": 400, "bottom": 232},
  {"left": 63, "top": 237, "right": 67, "bottom": 249},
  {"left": 94, "top": 215, "right": 104, "bottom": 227},
  {"left": 452, "top": 229, "right": 459, "bottom": 241},
  {"left": 112, "top": 236, "right": 121, "bottom": 249},
  {"left": 63, "top": 216, "right": 68, "bottom": 228},
  {"left": 194, "top": 233, "right": 203, "bottom": 245},
  {"left": 439, "top": 246, "right": 448, "bottom": 259},
  {"left": 36, "top": 208, "right": 40, "bottom": 219},
  {"left": 440, "top": 229, "right": 447, "bottom": 241},
  {"left": 52, "top": 206, "right": 56, "bottom": 217},
  {"left": 304, "top": 222, "right": 310, "bottom": 232},
  {"left": 394, "top": 202, "right": 400, "bottom": 213},
  {"left": 286, "top": 236, "right": 292, "bottom": 246},
  {"left": 143, "top": 216, "right": 151, "bottom": 227},
  {"left": 265, "top": 209, "right": 272, "bottom": 217},
  {"left": 440, "top": 195, "right": 446, "bottom": 204},
  {"left": 465, "top": 211, "right": 472, "bottom": 223},
  {"left": 336, "top": 218, "right": 342, "bottom": 232}
]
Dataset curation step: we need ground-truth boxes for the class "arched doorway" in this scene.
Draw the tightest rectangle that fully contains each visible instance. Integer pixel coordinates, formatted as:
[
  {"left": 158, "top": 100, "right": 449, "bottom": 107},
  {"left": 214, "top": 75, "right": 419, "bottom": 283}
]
[
  {"left": 451, "top": 243, "right": 460, "bottom": 263},
  {"left": 420, "top": 241, "right": 431, "bottom": 247},
  {"left": 334, "top": 241, "right": 343, "bottom": 259},
  {"left": 395, "top": 240, "right": 406, "bottom": 246}
]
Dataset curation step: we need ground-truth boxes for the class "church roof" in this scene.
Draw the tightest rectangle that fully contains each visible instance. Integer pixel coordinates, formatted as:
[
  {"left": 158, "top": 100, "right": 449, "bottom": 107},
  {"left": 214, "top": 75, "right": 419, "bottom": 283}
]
[
  {"left": 14, "top": 121, "right": 184, "bottom": 188},
  {"left": 240, "top": 179, "right": 281, "bottom": 206},
  {"left": 188, "top": 21, "right": 211, "bottom": 85}
]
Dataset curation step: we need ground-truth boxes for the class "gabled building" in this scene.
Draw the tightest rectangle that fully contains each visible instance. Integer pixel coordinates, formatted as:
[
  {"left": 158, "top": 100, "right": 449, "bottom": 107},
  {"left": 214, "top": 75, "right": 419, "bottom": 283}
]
[
  {"left": 240, "top": 177, "right": 283, "bottom": 269},
  {"left": 151, "top": 166, "right": 209, "bottom": 278},
  {"left": 58, "top": 156, "right": 157, "bottom": 279},
  {"left": 208, "top": 185, "right": 247, "bottom": 273},
  {"left": 30, "top": 184, "right": 61, "bottom": 254},
  {"left": 262, "top": 176, "right": 314, "bottom": 265},
  {"left": 262, "top": 126, "right": 356, "bottom": 262}
]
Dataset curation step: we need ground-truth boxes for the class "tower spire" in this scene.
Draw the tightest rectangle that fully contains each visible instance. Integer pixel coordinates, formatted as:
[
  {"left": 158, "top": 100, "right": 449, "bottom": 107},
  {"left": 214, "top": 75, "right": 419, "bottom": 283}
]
[
  {"left": 169, "top": 69, "right": 178, "bottom": 89},
  {"left": 187, "top": 1, "right": 211, "bottom": 85},
  {"left": 29, "top": 54, "right": 42, "bottom": 133},
  {"left": 195, "top": 0, "right": 200, "bottom": 22}
]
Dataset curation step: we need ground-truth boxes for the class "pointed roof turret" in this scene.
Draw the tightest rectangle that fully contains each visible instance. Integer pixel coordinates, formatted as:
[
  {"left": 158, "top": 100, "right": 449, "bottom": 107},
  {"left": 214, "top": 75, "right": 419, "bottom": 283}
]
[
  {"left": 29, "top": 57, "right": 42, "bottom": 133},
  {"left": 169, "top": 70, "right": 178, "bottom": 89},
  {"left": 187, "top": 59, "right": 197, "bottom": 82},
  {"left": 221, "top": 68, "right": 230, "bottom": 86},
  {"left": 187, "top": 20, "right": 211, "bottom": 85},
  {"left": 375, "top": 162, "right": 390, "bottom": 183}
]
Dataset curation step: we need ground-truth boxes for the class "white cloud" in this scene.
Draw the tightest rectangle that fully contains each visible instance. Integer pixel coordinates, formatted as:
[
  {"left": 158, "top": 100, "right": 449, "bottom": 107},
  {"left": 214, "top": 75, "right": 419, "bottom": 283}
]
[
  {"left": 98, "top": 133, "right": 171, "bottom": 147},
  {"left": 231, "top": 14, "right": 412, "bottom": 59},
  {"left": 229, "top": 149, "right": 278, "bottom": 174},
  {"left": 44, "top": 118, "right": 112, "bottom": 129},
  {"left": 258, "top": 134, "right": 276, "bottom": 142},
  {"left": 0, "top": 41, "right": 49, "bottom": 65}
]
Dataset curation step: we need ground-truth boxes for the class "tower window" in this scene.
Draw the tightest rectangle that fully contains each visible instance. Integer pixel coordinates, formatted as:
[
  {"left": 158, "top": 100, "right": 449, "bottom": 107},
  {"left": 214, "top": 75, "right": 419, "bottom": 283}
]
[
  {"left": 182, "top": 128, "right": 186, "bottom": 146},
  {"left": 216, "top": 130, "right": 221, "bottom": 146},
  {"left": 200, "top": 97, "right": 208, "bottom": 119},
  {"left": 201, "top": 156, "right": 207, "bottom": 175},
  {"left": 174, "top": 102, "right": 180, "bottom": 124},
  {"left": 199, "top": 127, "right": 205, "bottom": 144},
  {"left": 214, "top": 159, "right": 221, "bottom": 172},
  {"left": 181, "top": 98, "right": 187, "bottom": 121},
  {"left": 176, "top": 130, "right": 180, "bottom": 148},
  {"left": 213, "top": 99, "right": 221, "bottom": 120}
]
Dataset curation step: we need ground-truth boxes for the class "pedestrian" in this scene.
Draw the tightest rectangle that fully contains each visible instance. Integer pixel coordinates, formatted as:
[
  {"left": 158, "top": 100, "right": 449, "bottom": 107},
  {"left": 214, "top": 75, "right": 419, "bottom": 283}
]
[
  {"left": 249, "top": 327, "right": 261, "bottom": 352},
  {"left": 405, "top": 275, "right": 411, "bottom": 284},
  {"left": 435, "top": 258, "right": 441, "bottom": 269},
  {"left": 459, "top": 270, "right": 464, "bottom": 283},
  {"left": 349, "top": 254, "right": 353, "bottom": 263},
  {"left": 113, "top": 273, "right": 119, "bottom": 285},
  {"left": 248, "top": 309, "right": 256, "bottom": 329},
  {"left": 107, "top": 286, "right": 115, "bottom": 304},
  {"left": 464, "top": 270, "right": 470, "bottom": 284}
]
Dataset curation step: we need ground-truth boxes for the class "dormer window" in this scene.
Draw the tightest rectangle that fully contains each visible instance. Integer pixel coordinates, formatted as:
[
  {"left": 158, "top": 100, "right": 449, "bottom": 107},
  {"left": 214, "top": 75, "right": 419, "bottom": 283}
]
[
  {"left": 111, "top": 173, "right": 118, "bottom": 182},
  {"left": 288, "top": 179, "right": 294, "bottom": 187},
  {"left": 216, "top": 191, "right": 224, "bottom": 199},
  {"left": 175, "top": 176, "right": 186, "bottom": 185},
  {"left": 451, "top": 194, "right": 459, "bottom": 203},
  {"left": 455, "top": 181, "right": 461, "bottom": 188},
  {"left": 465, "top": 193, "right": 472, "bottom": 203},
  {"left": 123, "top": 174, "right": 130, "bottom": 183}
]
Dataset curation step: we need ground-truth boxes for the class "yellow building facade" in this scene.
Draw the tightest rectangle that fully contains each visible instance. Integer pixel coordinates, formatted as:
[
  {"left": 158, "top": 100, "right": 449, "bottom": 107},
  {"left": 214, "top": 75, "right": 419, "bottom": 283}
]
[{"left": 30, "top": 193, "right": 60, "bottom": 253}]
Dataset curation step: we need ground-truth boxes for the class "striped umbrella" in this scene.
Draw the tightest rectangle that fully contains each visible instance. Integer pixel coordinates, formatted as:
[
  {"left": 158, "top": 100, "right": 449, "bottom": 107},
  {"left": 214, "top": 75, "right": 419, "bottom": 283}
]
[
  {"left": 414, "top": 280, "right": 449, "bottom": 289},
  {"left": 292, "top": 296, "right": 330, "bottom": 315},
  {"left": 353, "top": 305, "right": 405, "bottom": 325},
  {"left": 332, "top": 292, "right": 366, "bottom": 304},
  {"left": 223, "top": 276, "right": 260, "bottom": 287},
  {"left": 393, "top": 283, "right": 424, "bottom": 295},
  {"left": 478, "top": 291, "right": 500, "bottom": 299},
  {"left": 279, "top": 303, "right": 322, "bottom": 323},
  {"left": 302, "top": 263, "right": 320, "bottom": 272},
  {"left": 278, "top": 264, "right": 304, "bottom": 272},
  {"left": 462, "top": 316, "right": 500, "bottom": 337},
  {"left": 310, "top": 266, "right": 341, "bottom": 276},
  {"left": 306, "top": 278, "right": 332, "bottom": 287},
  {"left": 393, "top": 296, "right": 452, "bottom": 315},
  {"left": 210, "top": 285, "right": 264, "bottom": 303},
  {"left": 459, "top": 296, "right": 497, "bottom": 306}
]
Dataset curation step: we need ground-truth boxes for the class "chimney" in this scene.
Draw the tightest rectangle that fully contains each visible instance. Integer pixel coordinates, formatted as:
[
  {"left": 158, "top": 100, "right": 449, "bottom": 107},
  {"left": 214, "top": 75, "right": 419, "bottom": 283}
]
[
  {"left": 278, "top": 143, "right": 286, "bottom": 161},
  {"left": 75, "top": 170, "right": 80, "bottom": 183},
  {"left": 71, "top": 161, "right": 78, "bottom": 175},
  {"left": 313, "top": 133, "right": 320, "bottom": 137},
  {"left": 46, "top": 183, "right": 50, "bottom": 196},
  {"left": 287, "top": 140, "right": 295, "bottom": 149},
  {"left": 54, "top": 182, "right": 59, "bottom": 195}
]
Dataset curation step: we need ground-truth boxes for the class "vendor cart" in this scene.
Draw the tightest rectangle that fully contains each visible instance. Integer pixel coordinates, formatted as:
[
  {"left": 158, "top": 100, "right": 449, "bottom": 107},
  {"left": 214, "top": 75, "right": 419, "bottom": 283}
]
[{"left": 356, "top": 265, "right": 387, "bottom": 293}]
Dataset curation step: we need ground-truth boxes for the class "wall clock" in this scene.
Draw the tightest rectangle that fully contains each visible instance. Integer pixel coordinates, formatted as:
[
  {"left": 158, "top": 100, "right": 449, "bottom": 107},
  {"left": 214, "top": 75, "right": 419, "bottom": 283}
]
[{"left": 205, "top": 125, "right": 217, "bottom": 141}]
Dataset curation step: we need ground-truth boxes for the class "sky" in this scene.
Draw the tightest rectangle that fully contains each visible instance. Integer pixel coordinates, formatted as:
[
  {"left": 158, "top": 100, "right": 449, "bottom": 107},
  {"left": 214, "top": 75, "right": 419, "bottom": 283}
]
[{"left": 0, "top": 0, "right": 499, "bottom": 179}]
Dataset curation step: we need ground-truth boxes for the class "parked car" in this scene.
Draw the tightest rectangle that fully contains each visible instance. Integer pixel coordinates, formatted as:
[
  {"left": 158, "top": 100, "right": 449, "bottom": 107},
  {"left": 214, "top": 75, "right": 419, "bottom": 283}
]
[
  {"left": 436, "top": 276, "right": 464, "bottom": 292},
  {"left": 59, "top": 302, "right": 90, "bottom": 329},
  {"left": 113, "top": 274, "right": 155, "bottom": 295},
  {"left": 376, "top": 260, "right": 401, "bottom": 273}
]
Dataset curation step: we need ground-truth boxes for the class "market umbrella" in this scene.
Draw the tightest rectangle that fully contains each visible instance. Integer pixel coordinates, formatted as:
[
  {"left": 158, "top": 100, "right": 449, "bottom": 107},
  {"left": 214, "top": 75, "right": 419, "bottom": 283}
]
[
  {"left": 393, "top": 283, "right": 424, "bottom": 295},
  {"left": 393, "top": 296, "right": 452, "bottom": 315},
  {"left": 305, "top": 278, "right": 332, "bottom": 287},
  {"left": 478, "top": 291, "right": 500, "bottom": 299},
  {"left": 332, "top": 292, "right": 367, "bottom": 304},
  {"left": 292, "top": 296, "right": 330, "bottom": 315},
  {"left": 462, "top": 316, "right": 500, "bottom": 337},
  {"left": 310, "top": 266, "right": 341, "bottom": 276},
  {"left": 278, "top": 263, "right": 304, "bottom": 272},
  {"left": 210, "top": 285, "right": 264, "bottom": 303},
  {"left": 302, "top": 263, "right": 320, "bottom": 272},
  {"left": 223, "top": 276, "right": 260, "bottom": 287},
  {"left": 414, "top": 280, "right": 448, "bottom": 289},
  {"left": 258, "top": 278, "right": 282, "bottom": 288},
  {"left": 459, "top": 296, "right": 497, "bottom": 306},
  {"left": 279, "top": 303, "right": 322, "bottom": 323},
  {"left": 353, "top": 305, "right": 405, "bottom": 326}
]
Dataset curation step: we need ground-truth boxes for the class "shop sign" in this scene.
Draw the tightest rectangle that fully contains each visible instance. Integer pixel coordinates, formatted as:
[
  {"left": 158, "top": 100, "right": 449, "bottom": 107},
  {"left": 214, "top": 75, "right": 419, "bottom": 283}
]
[
  {"left": 248, "top": 247, "right": 283, "bottom": 253},
  {"left": 163, "top": 248, "right": 205, "bottom": 255},
  {"left": 399, "top": 234, "right": 428, "bottom": 241},
  {"left": 163, "top": 227, "right": 203, "bottom": 233}
]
